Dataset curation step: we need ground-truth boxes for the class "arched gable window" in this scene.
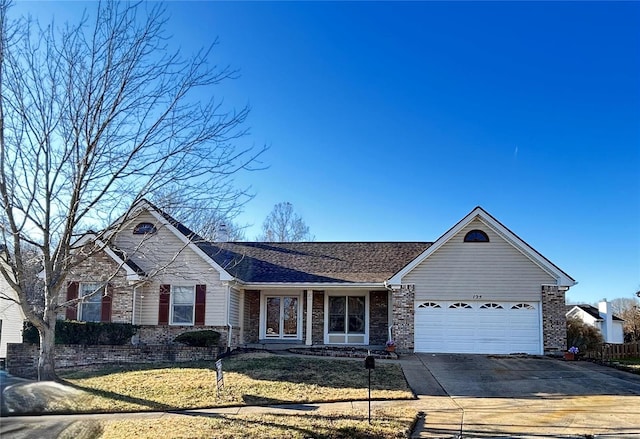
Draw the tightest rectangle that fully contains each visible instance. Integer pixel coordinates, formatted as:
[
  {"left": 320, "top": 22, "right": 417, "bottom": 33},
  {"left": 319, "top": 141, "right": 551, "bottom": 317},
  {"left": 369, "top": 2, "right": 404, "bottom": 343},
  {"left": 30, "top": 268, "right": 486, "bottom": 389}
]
[
  {"left": 464, "top": 229, "right": 489, "bottom": 242},
  {"left": 133, "top": 222, "right": 157, "bottom": 235}
]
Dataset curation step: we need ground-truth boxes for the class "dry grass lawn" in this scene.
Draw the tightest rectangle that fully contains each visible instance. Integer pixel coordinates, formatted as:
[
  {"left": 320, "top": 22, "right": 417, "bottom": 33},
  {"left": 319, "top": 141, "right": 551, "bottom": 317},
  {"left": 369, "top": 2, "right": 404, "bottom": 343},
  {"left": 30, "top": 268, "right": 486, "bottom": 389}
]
[
  {"left": 91, "top": 407, "right": 418, "bottom": 438},
  {"left": 58, "top": 352, "right": 413, "bottom": 413}
]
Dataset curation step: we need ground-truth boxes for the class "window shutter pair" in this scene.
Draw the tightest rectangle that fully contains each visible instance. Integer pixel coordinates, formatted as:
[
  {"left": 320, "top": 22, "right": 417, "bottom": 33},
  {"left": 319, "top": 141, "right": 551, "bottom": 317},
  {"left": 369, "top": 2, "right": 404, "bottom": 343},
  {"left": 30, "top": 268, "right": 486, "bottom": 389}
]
[
  {"left": 65, "top": 282, "right": 112, "bottom": 322},
  {"left": 157, "top": 284, "right": 206, "bottom": 325}
]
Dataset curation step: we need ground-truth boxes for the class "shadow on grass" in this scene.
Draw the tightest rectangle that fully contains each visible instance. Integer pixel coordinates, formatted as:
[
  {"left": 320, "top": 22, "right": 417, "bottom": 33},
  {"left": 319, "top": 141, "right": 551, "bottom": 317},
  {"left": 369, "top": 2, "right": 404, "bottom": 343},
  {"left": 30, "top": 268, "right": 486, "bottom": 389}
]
[
  {"left": 176, "top": 410, "right": 406, "bottom": 439},
  {"left": 61, "top": 380, "right": 176, "bottom": 412},
  {"left": 240, "top": 394, "right": 319, "bottom": 409},
  {"left": 59, "top": 354, "right": 410, "bottom": 393}
]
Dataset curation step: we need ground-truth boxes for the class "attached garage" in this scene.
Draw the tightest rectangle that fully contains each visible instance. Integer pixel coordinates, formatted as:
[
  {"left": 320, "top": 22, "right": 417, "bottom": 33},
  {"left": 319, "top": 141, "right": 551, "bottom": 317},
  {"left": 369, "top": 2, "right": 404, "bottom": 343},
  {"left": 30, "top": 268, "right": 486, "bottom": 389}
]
[{"left": 414, "top": 300, "right": 542, "bottom": 355}]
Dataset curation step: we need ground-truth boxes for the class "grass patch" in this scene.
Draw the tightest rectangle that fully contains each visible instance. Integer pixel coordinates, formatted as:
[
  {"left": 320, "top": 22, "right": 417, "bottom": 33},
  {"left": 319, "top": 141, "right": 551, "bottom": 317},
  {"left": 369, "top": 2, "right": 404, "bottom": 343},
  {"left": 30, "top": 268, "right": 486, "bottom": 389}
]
[
  {"left": 99, "top": 407, "right": 417, "bottom": 438},
  {"left": 57, "top": 352, "right": 413, "bottom": 413}
]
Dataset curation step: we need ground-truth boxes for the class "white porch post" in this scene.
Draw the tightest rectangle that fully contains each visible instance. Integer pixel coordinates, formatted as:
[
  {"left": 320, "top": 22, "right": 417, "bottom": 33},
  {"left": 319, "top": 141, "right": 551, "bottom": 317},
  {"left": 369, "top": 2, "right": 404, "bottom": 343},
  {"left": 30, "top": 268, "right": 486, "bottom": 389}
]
[{"left": 306, "top": 290, "right": 313, "bottom": 345}]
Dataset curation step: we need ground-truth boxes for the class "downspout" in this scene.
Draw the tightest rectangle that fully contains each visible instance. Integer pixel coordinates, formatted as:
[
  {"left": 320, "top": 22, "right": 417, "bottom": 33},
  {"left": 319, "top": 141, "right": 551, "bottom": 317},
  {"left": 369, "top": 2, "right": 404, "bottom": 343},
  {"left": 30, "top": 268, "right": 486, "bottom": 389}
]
[{"left": 384, "top": 281, "right": 394, "bottom": 343}]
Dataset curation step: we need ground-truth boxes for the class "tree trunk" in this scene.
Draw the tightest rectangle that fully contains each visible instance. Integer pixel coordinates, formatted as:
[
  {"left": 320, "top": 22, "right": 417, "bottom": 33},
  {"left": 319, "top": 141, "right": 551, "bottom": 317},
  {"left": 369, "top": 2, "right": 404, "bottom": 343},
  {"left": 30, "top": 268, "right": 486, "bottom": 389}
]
[{"left": 37, "top": 316, "right": 58, "bottom": 381}]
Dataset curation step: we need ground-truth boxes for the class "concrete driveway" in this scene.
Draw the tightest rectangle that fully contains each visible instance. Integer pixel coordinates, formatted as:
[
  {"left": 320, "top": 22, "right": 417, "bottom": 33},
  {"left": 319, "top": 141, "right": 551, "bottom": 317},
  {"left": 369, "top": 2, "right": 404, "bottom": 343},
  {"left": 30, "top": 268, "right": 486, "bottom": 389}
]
[{"left": 411, "top": 354, "right": 640, "bottom": 438}]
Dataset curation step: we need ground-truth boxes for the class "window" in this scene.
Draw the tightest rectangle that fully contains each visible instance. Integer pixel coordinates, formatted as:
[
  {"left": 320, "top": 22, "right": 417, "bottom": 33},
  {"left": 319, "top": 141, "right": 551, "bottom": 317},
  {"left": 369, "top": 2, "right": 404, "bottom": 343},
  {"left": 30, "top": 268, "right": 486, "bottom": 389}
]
[
  {"left": 480, "top": 303, "right": 503, "bottom": 309},
  {"left": 328, "top": 296, "right": 365, "bottom": 334},
  {"left": 171, "top": 285, "right": 195, "bottom": 324},
  {"left": 464, "top": 229, "right": 489, "bottom": 242},
  {"left": 418, "top": 302, "right": 441, "bottom": 308},
  {"left": 511, "top": 303, "right": 535, "bottom": 310},
  {"left": 80, "top": 282, "right": 104, "bottom": 322},
  {"left": 133, "top": 222, "right": 157, "bottom": 235},
  {"left": 449, "top": 302, "right": 472, "bottom": 309}
]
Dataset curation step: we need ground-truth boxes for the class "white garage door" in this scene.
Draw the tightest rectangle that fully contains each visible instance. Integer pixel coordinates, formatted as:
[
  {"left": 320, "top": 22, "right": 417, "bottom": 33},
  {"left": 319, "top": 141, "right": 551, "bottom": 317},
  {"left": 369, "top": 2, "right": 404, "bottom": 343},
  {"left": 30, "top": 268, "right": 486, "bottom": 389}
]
[{"left": 414, "top": 301, "right": 541, "bottom": 355}]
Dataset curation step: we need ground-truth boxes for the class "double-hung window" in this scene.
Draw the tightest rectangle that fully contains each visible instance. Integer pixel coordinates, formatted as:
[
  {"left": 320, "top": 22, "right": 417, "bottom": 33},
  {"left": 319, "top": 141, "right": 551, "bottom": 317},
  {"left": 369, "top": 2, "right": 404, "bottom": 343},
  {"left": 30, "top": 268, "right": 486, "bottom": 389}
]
[
  {"left": 80, "top": 282, "right": 104, "bottom": 322},
  {"left": 171, "top": 285, "right": 195, "bottom": 325}
]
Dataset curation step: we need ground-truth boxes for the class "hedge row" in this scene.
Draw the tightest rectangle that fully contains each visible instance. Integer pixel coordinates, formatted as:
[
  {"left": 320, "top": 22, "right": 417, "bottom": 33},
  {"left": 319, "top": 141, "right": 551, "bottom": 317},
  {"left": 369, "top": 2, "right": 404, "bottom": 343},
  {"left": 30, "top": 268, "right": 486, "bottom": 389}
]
[{"left": 23, "top": 320, "right": 139, "bottom": 345}]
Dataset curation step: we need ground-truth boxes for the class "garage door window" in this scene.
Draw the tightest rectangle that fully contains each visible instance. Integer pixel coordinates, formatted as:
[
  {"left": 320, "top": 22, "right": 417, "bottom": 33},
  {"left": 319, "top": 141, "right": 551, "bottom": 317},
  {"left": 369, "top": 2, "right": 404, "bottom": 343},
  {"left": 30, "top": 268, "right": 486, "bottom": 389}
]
[
  {"left": 480, "top": 303, "right": 503, "bottom": 309},
  {"left": 511, "top": 303, "right": 535, "bottom": 310},
  {"left": 449, "top": 302, "right": 472, "bottom": 309},
  {"left": 418, "top": 302, "right": 441, "bottom": 308}
]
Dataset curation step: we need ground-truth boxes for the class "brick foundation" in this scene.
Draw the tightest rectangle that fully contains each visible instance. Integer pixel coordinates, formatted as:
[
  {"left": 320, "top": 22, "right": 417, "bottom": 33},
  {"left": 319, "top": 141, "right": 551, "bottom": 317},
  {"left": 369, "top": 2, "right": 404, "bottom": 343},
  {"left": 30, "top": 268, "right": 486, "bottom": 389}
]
[
  {"left": 7, "top": 343, "right": 219, "bottom": 379},
  {"left": 542, "top": 285, "right": 566, "bottom": 354}
]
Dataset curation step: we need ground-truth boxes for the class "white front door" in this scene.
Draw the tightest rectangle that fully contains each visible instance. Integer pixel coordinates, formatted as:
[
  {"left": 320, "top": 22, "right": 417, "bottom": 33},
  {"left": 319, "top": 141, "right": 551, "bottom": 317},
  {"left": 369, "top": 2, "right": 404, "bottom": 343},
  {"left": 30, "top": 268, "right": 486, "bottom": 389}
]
[{"left": 264, "top": 296, "right": 299, "bottom": 339}]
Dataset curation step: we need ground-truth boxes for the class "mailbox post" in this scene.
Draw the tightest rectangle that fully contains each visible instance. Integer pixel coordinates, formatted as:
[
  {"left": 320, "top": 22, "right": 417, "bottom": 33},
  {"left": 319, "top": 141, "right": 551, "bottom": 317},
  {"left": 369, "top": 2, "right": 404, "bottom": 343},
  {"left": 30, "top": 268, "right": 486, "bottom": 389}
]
[{"left": 364, "top": 355, "right": 375, "bottom": 424}]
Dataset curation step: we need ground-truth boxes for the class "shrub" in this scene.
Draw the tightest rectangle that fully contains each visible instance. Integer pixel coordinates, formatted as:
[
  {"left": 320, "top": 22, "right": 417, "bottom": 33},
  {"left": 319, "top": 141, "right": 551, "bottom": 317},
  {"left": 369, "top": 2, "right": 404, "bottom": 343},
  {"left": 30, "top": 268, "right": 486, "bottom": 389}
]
[
  {"left": 567, "top": 316, "right": 604, "bottom": 352},
  {"left": 174, "top": 330, "right": 221, "bottom": 347},
  {"left": 22, "top": 320, "right": 139, "bottom": 345}
]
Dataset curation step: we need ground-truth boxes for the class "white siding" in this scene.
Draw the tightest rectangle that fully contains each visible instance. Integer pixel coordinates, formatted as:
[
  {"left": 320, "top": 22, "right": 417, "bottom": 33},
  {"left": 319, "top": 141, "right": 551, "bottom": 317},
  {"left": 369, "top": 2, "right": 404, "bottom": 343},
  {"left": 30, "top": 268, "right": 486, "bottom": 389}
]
[
  {"left": 404, "top": 218, "right": 556, "bottom": 301},
  {"left": 115, "top": 211, "right": 228, "bottom": 326},
  {"left": 229, "top": 288, "right": 241, "bottom": 327},
  {"left": 0, "top": 276, "right": 25, "bottom": 358}
]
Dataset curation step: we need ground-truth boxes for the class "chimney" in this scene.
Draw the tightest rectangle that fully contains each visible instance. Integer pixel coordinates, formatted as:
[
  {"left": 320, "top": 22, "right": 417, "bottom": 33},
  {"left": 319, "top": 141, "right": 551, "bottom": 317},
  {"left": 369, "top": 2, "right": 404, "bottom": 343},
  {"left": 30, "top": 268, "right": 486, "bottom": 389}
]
[
  {"left": 598, "top": 301, "right": 613, "bottom": 343},
  {"left": 218, "top": 224, "right": 229, "bottom": 242}
]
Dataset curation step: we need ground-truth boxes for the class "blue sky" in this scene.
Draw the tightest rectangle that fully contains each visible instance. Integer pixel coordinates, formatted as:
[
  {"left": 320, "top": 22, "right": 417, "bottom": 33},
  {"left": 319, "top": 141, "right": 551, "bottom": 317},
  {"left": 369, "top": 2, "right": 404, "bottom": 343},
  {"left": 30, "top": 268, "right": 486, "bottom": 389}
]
[{"left": 14, "top": 2, "right": 640, "bottom": 305}]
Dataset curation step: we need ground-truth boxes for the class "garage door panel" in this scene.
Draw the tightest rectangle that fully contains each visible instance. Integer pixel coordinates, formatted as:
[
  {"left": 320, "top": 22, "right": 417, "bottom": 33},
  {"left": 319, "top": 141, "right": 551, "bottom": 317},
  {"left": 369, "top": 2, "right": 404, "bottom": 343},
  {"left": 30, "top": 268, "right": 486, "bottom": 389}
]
[{"left": 414, "top": 301, "right": 541, "bottom": 355}]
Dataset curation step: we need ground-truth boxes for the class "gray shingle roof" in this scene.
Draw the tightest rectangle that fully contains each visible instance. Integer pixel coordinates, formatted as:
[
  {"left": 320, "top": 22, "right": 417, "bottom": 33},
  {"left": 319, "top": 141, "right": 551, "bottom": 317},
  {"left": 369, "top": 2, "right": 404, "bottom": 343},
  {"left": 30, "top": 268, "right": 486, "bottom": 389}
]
[
  {"left": 567, "top": 304, "right": 624, "bottom": 321},
  {"left": 197, "top": 241, "right": 432, "bottom": 283},
  {"left": 140, "top": 199, "right": 431, "bottom": 284}
]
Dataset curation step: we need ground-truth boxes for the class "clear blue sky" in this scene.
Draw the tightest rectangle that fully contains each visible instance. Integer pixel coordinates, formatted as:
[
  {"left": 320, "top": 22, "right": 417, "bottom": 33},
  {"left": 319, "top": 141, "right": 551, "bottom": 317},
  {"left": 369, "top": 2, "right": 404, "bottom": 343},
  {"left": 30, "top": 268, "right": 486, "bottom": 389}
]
[{"left": 14, "top": 2, "right": 640, "bottom": 305}]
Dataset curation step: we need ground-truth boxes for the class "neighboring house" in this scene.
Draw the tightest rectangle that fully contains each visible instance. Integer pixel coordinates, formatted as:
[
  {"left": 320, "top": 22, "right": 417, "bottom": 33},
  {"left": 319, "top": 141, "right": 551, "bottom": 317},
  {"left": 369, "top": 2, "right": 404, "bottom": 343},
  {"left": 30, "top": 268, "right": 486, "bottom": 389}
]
[
  {"left": 566, "top": 302, "right": 625, "bottom": 344},
  {"left": 0, "top": 267, "right": 25, "bottom": 361},
  {"left": 59, "top": 200, "right": 576, "bottom": 355}
]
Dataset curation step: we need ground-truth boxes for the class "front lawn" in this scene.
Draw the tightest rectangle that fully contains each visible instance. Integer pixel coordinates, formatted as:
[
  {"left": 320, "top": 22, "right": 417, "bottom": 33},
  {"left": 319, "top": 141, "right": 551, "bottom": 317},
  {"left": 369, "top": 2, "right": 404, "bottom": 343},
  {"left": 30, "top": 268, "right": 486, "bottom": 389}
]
[
  {"left": 58, "top": 352, "right": 413, "bottom": 413},
  {"left": 89, "top": 407, "right": 418, "bottom": 439}
]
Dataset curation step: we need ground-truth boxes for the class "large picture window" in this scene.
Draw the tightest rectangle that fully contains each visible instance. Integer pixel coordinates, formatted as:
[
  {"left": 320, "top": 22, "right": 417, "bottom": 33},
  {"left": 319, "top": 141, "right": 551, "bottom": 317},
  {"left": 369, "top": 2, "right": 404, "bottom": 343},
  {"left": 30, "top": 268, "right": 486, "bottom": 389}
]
[
  {"left": 80, "top": 282, "right": 104, "bottom": 322},
  {"left": 328, "top": 296, "right": 365, "bottom": 334},
  {"left": 171, "top": 285, "right": 195, "bottom": 324}
]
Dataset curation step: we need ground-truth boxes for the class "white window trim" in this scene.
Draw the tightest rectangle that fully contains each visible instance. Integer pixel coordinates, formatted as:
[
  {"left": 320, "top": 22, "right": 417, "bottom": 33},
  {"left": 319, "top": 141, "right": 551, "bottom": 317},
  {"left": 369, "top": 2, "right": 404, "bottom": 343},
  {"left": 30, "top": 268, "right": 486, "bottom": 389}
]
[
  {"left": 79, "top": 282, "right": 104, "bottom": 322},
  {"left": 169, "top": 285, "right": 196, "bottom": 326},
  {"left": 324, "top": 291, "right": 369, "bottom": 345},
  {"left": 258, "top": 291, "right": 303, "bottom": 340}
]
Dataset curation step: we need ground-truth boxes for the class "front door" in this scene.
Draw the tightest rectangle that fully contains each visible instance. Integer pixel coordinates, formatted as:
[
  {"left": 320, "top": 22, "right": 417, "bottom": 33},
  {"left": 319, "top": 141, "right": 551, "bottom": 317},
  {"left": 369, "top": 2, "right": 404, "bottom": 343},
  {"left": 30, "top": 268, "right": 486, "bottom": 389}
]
[{"left": 265, "top": 296, "right": 299, "bottom": 339}]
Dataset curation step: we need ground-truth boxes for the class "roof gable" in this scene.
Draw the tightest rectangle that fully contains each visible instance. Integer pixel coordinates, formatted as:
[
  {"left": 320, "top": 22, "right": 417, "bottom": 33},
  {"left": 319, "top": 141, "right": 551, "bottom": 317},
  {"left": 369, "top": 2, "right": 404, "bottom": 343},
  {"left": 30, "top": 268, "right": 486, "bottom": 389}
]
[
  {"left": 123, "top": 200, "right": 234, "bottom": 281},
  {"left": 388, "top": 206, "right": 576, "bottom": 287},
  {"left": 74, "top": 234, "right": 145, "bottom": 281},
  {"left": 567, "top": 304, "right": 624, "bottom": 321}
]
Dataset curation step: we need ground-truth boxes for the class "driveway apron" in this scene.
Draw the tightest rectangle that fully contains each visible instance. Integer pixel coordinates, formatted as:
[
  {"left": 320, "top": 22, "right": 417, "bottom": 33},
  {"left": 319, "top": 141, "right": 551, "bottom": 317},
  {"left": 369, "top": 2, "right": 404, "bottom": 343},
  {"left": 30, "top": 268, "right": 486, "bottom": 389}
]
[{"left": 406, "top": 353, "right": 640, "bottom": 438}]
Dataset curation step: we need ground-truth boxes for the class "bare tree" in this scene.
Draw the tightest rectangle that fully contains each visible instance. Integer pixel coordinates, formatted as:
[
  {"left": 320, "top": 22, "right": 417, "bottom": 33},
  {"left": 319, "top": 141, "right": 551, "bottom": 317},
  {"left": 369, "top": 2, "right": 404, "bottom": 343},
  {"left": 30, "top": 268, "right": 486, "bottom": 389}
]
[
  {"left": 611, "top": 296, "right": 640, "bottom": 342},
  {"left": 258, "top": 202, "right": 313, "bottom": 242},
  {"left": 0, "top": 1, "right": 264, "bottom": 380}
]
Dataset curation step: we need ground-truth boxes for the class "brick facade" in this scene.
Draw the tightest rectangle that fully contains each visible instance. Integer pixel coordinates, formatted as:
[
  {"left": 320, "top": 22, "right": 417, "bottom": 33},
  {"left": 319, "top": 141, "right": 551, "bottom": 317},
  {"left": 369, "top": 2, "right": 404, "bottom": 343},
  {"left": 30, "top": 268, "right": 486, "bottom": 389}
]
[
  {"left": 136, "top": 325, "right": 233, "bottom": 347},
  {"left": 7, "top": 343, "right": 219, "bottom": 379},
  {"left": 243, "top": 290, "right": 260, "bottom": 343},
  {"left": 392, "top": 287, "right": 414, "bottom": 352},
  {"left": 312, "top": 291, "right": 325, "bottom": 344},
  {"left": 369, "top": 290, "right": 389, "bottom": 345},
  {"left": 541, "top": 284, "right": 567, "bottom": 354},
  {"left": 60, "top": 249, "right": 133, "bottom": 323}
]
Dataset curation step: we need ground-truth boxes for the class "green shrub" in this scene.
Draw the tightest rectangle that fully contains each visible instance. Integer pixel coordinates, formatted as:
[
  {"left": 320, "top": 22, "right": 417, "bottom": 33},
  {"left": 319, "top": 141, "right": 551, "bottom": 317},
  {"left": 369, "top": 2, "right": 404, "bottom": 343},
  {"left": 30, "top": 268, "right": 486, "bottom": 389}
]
[
  {"left": 174, "top": 330, "right": 221, "bottom": 347},
  {"left": 567, "top": 316, "right": 604, "bottom": 352},
  {"left": 22, "top": 320, "right": 139, "bottom": 345}
]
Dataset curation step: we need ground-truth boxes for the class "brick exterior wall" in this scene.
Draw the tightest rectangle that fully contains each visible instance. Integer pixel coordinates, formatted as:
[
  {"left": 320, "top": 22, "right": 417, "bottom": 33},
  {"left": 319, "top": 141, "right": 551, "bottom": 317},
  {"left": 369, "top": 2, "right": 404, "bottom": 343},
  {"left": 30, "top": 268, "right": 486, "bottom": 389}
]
[
  {"left": 243, "top": 290, "right": 260, "bottom": 343},
  {"left": 369, "top": 290, "right": 389, "bottom": 345},
  {"left": 60, "top": 249, "right": 133, "bottom": 323},
  {"left": 392, "top": 287, "right": 414, "bottom": 352},
  {"left": 136, "top": 325, "right": 232, "bottom": 347},
  {"left": 7, "top": 343, "right": 219, "bottom": 379},
  {"left": 312, "top": 291, "right": 325, "bottom": 344},
  {"left": 541, "top": 285, "right": 567, "bottom": 354}
]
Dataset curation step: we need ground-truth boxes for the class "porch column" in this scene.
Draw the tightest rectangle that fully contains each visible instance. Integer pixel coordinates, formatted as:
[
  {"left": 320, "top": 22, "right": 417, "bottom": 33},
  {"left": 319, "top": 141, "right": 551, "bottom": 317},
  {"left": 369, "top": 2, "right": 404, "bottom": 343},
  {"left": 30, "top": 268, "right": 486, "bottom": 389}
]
[{"left": 306, "top": 290, "right": 313, "bottom": 345}]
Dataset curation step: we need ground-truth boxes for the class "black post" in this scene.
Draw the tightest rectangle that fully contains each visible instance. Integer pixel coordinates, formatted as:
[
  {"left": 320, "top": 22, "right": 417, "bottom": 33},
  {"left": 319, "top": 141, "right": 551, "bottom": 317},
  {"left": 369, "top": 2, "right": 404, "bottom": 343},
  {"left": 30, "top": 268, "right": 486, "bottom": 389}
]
[{"left": 368, "top": 368, "right": 371, "bottom": 424}]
